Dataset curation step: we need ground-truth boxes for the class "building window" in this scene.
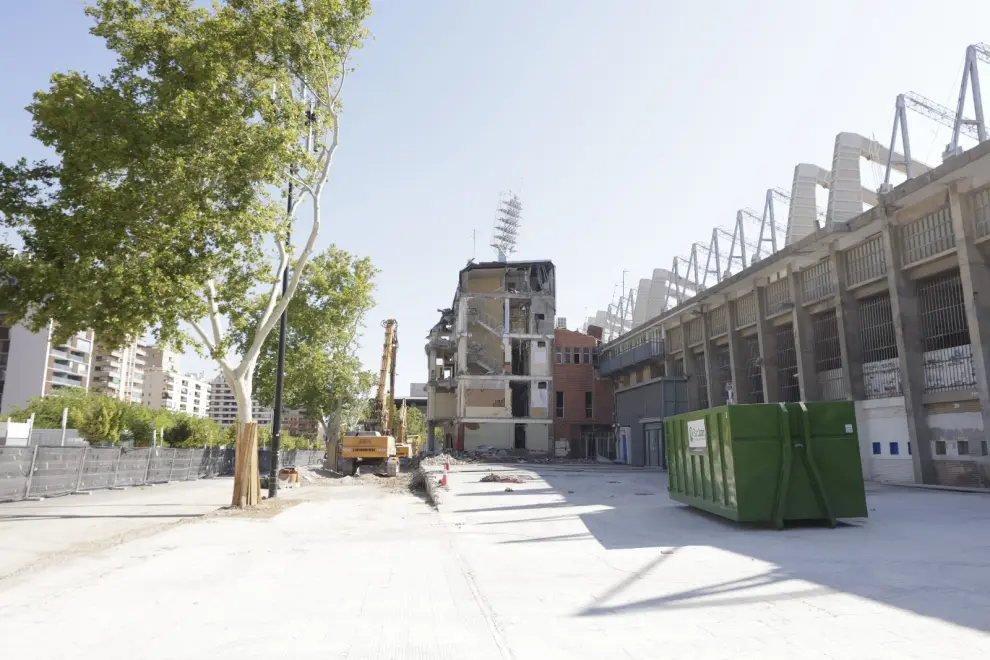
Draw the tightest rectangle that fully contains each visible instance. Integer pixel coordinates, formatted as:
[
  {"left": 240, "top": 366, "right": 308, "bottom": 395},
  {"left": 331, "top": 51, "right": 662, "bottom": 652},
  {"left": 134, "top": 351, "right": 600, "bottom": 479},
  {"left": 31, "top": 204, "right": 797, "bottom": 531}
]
[
  {"left": 555, "top": 349, "right": 562, "bottom": 364},
  {"left": 872, "top": 442, "right": 881, "bottom": 455},
  {"left": 583, "top": 347, "right": 590, "bottom": 364},
  {"left": 889, "top": 442, "right": 899, "bottom": 456},
  {"left": 934, "top": 440, "right": 947, "bottom": 455},
  {"left": 592, "top": 347, "right": 599, "bottom": 367},
  {"left": 565, "top": 348, "right": 572, "bottom": 364},
  {"left": 555, "top": 391, "right": 564, "bottom": 418},
  {"left": 585, "top": 391, "right": 593, "bottom": 418},
  {"left": 957, "top": 440, "right": 970, "bottom": 456}
]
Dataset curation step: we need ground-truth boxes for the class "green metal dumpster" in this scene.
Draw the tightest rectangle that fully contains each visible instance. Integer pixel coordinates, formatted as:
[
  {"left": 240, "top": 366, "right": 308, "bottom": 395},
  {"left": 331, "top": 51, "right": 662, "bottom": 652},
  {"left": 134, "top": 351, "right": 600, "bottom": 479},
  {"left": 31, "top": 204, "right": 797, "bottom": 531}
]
[{"left": 664, "top": 401, "right": 868, "bottom": 528}]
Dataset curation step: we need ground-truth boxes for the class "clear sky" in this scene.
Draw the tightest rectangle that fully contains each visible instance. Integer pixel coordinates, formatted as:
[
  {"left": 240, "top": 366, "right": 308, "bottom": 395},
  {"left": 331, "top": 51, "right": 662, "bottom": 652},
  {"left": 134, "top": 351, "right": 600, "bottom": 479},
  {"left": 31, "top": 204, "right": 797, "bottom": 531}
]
[{"left": 2, "top": 0, "right": 990, "bottom": 398}]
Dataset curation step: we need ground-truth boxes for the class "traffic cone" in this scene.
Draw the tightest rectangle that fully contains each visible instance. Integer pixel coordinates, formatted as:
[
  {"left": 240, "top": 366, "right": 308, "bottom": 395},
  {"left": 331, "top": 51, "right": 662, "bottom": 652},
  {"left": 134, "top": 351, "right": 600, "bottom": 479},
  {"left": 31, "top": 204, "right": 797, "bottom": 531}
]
[
  {"left": 444, "top": 460, "right": 449, "bottom": 471},
  {"left": 440, "top": 471, "right": 448, "bottom": 487}
]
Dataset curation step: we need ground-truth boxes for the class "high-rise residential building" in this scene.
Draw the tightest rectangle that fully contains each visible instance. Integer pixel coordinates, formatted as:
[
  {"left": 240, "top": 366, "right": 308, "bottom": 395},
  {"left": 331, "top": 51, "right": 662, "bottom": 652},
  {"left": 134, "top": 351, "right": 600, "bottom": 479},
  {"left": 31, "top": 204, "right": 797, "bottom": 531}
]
[
  {"left": 0, "top": 317, "right": 95, "bottom": 415},
  {"left": 91, "top": 341, "right": 147, "bottom": 403},
  {"left": 144, "top": 346, "right": 181, "bottom": 373},
  {"left": 207, "top": 376, "right": 273, "bottom": 427},
  {"left": 142, "top": 369, "right": 211, "bottom": 417}
]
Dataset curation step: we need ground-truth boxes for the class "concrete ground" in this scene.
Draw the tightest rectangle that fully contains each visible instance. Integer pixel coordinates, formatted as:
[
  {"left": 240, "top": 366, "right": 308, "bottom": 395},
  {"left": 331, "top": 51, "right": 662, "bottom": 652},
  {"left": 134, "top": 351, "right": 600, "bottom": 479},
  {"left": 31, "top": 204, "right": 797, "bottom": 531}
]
[
  {"left": 0, "top": 477, "right": 231, "bottom": 580},
  {"left": 438, "top": 464, "right": 990, "bottom": 659},
  {"left": 0, "top": 474, "right": 511, "bottom": 660},
  {"left": 1, "top": 466, "right": 988, "bottom": 659}
]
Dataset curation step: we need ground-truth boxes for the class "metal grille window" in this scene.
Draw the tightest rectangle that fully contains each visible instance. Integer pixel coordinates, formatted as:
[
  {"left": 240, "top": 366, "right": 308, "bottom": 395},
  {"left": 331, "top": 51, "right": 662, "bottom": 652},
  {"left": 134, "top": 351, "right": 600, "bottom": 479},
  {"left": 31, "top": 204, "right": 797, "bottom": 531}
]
[
  {"left": 713, "top": 345, "right": 731, "bottom": 406},
  {"left": 694, "top": 351, "right": 709, "bottom": 409},
  {"left": 776, "top": 324, "right": 800, "bottom": 402},
  {"left": 745, "top": 335, "right": 764, "bottom": 403},
  {"left": 734, "top": 294, "right": 756, "bottom": 328},
  {"left": 671, "top": 357, "right": 684, "bottom": 377},
  {"left": 812, "top": 309, "right": 846, "bottom": 400},
  {"left": 708, "top": 306, "right": 728, "bottom": 338},
  {"left": 918, "top": 270, "right": 975, "bottom": 393},
  {"left": 667, "top": 326, "right": 683, "bottom": 353},
  {"left": 973, "top": 186, "right": 990, "bottom": 240},
  {"left": 801, "top": 259, "right": 834, "bottom": 304},
  {"left": 845, "top": 235, "right": 887, "bottom": 286},
  {"left": 764, "top": 278, "right": 792, "bottom": 317},
  {"left": 859, "top": 292, "right": 901, "bottom": 399},
  {"left": 687, "top": 318, "right": 703, "bottom": 346},
  {"left": 900, "top": 207, "right": 955, "bottom": 266}
]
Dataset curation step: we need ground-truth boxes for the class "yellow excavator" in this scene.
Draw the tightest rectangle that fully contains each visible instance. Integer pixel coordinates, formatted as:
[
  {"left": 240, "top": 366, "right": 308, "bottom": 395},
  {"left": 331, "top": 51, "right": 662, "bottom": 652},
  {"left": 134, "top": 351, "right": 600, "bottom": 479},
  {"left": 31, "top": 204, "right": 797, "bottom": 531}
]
[
  {"left": 340, "top": 319, "right": 400, "bottom": 477},
  {"left": 394, "top": 399, "right": 421, "bottom": 460}
]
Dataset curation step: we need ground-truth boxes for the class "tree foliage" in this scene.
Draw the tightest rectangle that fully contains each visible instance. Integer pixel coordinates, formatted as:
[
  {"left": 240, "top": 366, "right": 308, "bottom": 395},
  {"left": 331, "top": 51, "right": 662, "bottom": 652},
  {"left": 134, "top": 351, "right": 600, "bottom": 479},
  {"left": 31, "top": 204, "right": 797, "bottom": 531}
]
[
  {"left": 392, "top": 404, "right": 425, "bottom": 440},
  {"left": 0, "top": 0, "right": 372, "bottom": 428},
  {"left": 232, "top": 245, "right": 377, "bottom": 436},
  {"left": 5, "top": 390, "right": 224, "bottom": 446}
]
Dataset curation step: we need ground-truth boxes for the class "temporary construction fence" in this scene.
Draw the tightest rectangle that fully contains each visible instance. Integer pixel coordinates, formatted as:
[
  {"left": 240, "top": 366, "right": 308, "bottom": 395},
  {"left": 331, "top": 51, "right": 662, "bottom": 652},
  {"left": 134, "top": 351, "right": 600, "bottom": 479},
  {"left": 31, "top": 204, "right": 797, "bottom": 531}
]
[{"left": 0, "top": 446, "right": 326, "bottom": 503}]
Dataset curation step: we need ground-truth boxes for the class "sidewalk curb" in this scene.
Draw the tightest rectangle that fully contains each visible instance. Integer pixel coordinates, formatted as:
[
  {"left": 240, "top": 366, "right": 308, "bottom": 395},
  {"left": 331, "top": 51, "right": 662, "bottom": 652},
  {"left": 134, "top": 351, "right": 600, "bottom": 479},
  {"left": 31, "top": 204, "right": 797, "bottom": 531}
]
[
  {"left": 884, "top": 481, "right": 990, "bottom": 495},
  {"left": 419, "top": 466, "right": 447, "bottom": 510}
]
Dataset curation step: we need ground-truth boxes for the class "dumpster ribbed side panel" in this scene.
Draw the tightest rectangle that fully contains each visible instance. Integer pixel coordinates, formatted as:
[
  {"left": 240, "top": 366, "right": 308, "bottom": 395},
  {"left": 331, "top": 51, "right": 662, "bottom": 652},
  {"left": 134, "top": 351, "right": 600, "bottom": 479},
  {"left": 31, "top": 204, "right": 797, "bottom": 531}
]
[{"left": 667, "top": 401, "right": 868, "bottom": 526}]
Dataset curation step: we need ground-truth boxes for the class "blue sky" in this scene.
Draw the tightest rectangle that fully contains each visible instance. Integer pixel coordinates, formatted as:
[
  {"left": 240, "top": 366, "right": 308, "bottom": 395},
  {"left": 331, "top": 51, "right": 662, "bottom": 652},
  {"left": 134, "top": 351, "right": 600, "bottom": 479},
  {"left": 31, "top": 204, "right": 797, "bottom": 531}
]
[{"left": 2, "top": 0, "right": 990, "bottom": 397}]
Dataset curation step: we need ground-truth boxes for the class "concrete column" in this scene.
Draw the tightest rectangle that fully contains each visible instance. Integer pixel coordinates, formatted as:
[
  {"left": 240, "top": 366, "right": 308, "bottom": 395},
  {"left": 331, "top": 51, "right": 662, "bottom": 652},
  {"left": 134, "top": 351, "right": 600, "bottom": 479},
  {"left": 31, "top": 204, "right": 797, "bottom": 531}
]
[
  {"left": 701, "top": 306, "right": 718, "bottom": 408},
  {"left": 754, "top": 280, "right": 779, "bottom": 403},
  {"left": 789, "top": 264, "right": 819, "bottom": 401},
  {"left": 829, "top": 241, "right": 865, "bottom": 400},
  {"left": 881, "top": 216, "right": 935, "bottom": 484},
  {"left": 725, "top": 297, "right": 748, "bottom": 404},
  {"left": 948, "top": 184, "right": 990, "bottom": 437},
  {"left": 680, "top": 319, "right": 701, "bottom": 411}
]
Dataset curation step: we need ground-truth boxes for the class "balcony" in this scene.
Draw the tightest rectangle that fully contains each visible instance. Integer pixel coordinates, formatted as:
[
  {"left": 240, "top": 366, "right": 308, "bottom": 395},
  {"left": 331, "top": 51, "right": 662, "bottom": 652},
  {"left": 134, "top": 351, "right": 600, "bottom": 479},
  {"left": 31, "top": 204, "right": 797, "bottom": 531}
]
[
  {"left": 598, "top": 340, "right": 665, "bottom": 377},
  {"left": 51, "top": 374, "right": 84, "bottom": 388}
]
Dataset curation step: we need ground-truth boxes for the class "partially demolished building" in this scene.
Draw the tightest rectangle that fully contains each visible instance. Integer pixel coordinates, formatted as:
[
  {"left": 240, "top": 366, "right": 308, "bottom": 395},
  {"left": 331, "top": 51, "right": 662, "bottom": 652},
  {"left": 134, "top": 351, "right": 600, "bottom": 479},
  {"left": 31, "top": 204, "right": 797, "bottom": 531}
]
[{"left": 426, "top": 260, "right": 556, "bottom": 453}]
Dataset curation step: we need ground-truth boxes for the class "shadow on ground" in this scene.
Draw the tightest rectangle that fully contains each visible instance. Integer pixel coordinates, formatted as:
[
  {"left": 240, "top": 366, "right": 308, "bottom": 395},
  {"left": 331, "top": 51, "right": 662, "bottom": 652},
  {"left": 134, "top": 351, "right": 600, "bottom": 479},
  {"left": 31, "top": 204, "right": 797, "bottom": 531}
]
[{"left": 478, "top": 467, "right": 990, "bottom": 633}]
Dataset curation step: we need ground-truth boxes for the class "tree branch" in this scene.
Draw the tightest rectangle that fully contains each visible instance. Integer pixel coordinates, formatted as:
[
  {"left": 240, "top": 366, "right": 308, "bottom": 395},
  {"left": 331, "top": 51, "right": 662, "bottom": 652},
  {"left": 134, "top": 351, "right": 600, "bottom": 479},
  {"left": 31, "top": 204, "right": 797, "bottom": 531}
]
[{"left": 205, "top": 279, "right": 223, "bottom": 347}]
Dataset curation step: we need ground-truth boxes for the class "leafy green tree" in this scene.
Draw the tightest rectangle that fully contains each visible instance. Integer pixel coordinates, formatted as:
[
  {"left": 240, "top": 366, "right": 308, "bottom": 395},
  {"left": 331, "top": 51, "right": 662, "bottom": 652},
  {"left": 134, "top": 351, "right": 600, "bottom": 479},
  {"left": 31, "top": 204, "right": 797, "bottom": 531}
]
[
  {"left": 6, "top": 390, "right": 128, "bottom": 444},
  {"left": 162, "top": 414, "right": 223, "bottom": 448},
  {"left": 0, "top": 0, "right": 372, "bottom": 505},
  {"left": 233, "top": 246, "right": 377, "bottom": 446},
  {"left": 395, "top": 404, "right": 426, "bottom": 439}
]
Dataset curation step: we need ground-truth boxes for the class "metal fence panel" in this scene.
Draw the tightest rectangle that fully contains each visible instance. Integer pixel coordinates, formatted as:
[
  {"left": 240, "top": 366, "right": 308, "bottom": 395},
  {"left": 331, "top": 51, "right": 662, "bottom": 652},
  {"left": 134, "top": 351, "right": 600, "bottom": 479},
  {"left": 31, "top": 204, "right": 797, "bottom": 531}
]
[
  {"left": 734, "top": 293, "right": 756, "bottom": 328},
  {"left": 79, "top": 447, "right": 118, "bottom": 491},
  {"left": 859, "top": 292, "right": 902, "bottom": 399},
  {"left": 29, "top": 447, "right": 88, "bottom": 498},
  {"left": 146, "top": 449, "right": 174, "bottom": 483},
  {"left": 0, "top": 447, "right": 34, "bottom": 502},
  {"left": 973, "top": 186, "right": 990, "bottom": 240},
  {"left": 116, "top": 448, "right": 152, "bottom": 486},
  {"left": 801, "top": 259, "right": 834, "bottom": 304},
  {"left": 745, "top": 335, "right": 764, "bottom": 403},
  {"left": 812, "top": 309, "right": 847, "bottom": 400},
  {"left": 918, "top": 269, "right": 975, "bottom": 393}
]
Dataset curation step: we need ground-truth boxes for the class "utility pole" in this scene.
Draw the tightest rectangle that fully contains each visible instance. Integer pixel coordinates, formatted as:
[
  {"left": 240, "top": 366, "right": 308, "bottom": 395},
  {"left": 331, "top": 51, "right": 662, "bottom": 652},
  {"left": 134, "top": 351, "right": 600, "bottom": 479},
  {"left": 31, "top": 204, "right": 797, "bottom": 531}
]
[
  {"left": 268, "top": 179, "right": 291, "bottom": 499},
  {"left": 269, "top": 94, "right": 314, "bottom": 499}
]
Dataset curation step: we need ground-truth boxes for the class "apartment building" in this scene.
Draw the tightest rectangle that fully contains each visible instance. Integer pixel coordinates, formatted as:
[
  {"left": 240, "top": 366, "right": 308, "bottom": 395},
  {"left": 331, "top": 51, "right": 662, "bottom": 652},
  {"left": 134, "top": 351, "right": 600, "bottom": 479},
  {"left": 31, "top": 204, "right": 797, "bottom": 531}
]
[
  {"left": 91, "top": 341, "right": 147, "bottom": 403},
  {"left": 142, "top": 369, "right": 211, "bottom": 417},
  {"left": 0, "top": 318, "right": 95, "bottom": 414},
  {"left": 207, "top": 376, "right": 273, "bottom": 427},
  {"left": 281, "top": 407, "right": 318, "bottom": 437},
  {"left": 144, "top": 346, "right": 181, "bottom": 373},
  {"left": 551, "top": 324, "right": 614, "bottom": 459},
  {"left": 426, "top": 260, "right": 556, "bottom": 452}
]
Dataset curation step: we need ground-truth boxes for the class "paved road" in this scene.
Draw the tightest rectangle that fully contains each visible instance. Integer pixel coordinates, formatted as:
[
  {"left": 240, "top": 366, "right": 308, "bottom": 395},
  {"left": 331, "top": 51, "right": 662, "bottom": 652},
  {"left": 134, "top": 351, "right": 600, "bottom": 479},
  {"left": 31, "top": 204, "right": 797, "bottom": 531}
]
[
  {"left": 438, "top": 464, "right": 990, "bottom": 659},
  {"left": 0, "top": 478, "right": 231, "bottom": 580},
  {"left": 2, "top": 466, "right": 989, "bottom": 659},
  {"left": 0, "top": 476, "right": 510, "bottom": 660}
]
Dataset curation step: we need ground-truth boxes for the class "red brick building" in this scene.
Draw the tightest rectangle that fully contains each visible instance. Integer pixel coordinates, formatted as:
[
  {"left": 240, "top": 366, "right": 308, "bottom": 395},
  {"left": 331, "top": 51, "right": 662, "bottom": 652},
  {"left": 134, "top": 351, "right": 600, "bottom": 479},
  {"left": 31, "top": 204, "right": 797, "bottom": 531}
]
[{"left": 552, "top": 326, "right": 614, "bottom": 458}]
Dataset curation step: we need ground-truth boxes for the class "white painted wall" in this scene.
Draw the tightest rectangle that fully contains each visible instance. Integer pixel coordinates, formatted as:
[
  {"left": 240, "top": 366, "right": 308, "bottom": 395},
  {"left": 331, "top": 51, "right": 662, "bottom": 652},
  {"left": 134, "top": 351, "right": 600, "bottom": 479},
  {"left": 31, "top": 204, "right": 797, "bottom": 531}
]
[
  {"left": 530, "top": 339, "right": 551, "bottom": 377},
  {"left": 855, "top": 397, "right": 915, "bottom": 483},
  {"left": 464, "top": 423, "right": 513, "bottom": 450}
]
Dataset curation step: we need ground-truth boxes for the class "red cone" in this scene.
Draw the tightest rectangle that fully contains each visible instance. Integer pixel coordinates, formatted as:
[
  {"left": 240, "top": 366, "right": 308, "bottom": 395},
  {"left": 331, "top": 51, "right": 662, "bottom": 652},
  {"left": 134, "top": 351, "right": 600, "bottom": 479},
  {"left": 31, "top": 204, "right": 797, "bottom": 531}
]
[{"left": 440, "top": 472, "right": 448, "bottom": 487}]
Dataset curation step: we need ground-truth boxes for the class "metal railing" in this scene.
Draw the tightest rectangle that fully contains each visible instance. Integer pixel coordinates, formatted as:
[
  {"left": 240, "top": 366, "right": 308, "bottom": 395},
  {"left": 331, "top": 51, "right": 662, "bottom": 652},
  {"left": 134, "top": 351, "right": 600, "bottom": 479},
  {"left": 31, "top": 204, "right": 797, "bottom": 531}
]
[{"left": 597, "top": 339, "right": 664, "bottom": 377}]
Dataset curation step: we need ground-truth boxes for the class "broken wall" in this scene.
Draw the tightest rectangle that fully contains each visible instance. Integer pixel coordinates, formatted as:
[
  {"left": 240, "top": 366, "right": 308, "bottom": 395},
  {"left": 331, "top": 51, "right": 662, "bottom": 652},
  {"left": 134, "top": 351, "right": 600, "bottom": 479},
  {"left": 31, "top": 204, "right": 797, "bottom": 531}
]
[
  {"left": 530, "top": 339, "right": 551, "bottom": 376},
  {"left": 464, "top": 423, "right": 513, "bottom": 450},
  {"left": 463, "top": 380, "right": 510, "bottom": 419}
]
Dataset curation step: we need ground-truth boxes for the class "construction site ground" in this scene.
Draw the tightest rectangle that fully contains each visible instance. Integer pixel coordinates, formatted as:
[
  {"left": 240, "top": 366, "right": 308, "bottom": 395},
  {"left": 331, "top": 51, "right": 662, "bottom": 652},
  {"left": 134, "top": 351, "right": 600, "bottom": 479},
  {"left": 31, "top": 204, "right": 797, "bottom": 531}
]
[{"left": 0, "top": 464, "right": 988, "bottom": 659}]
